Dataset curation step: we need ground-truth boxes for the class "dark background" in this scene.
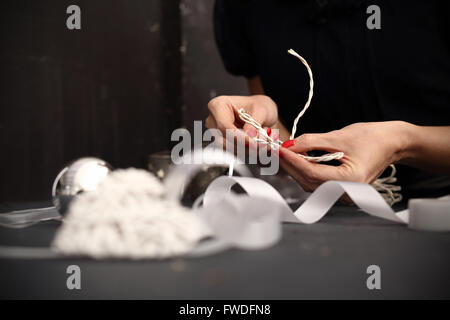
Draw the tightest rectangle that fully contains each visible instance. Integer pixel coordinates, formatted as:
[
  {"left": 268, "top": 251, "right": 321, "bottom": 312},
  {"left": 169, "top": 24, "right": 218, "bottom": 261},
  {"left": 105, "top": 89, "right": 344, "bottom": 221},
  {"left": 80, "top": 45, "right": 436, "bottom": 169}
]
[{"left": 0, "top": 0, "right": 247, "bottom": 201}]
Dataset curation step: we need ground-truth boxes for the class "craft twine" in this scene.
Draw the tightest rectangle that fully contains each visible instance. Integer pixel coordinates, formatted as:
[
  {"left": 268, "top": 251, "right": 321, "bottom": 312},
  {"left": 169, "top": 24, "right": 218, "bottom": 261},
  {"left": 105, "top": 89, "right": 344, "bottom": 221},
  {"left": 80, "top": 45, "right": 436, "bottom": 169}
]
[
  {"left": 238, "top": 108, "right": 345, "bottom": 163},
  {"left": 238, "top": 48, "right": 402, "bottom": 205}
]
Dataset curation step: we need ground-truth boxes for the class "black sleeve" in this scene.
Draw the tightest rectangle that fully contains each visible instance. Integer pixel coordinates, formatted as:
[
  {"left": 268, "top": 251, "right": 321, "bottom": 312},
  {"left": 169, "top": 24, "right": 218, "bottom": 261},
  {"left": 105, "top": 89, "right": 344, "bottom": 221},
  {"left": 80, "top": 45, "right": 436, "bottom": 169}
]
[{"left": 213, "top": 0, "right": 258, "bottom": 78}]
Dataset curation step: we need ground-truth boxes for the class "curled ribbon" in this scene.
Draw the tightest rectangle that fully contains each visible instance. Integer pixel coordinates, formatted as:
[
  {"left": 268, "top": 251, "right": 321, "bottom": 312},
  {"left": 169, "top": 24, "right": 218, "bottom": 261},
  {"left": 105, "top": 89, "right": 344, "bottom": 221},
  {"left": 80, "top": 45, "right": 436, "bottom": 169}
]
[{"left": 200, "top": 176, "right": 450, "bottom": 232}]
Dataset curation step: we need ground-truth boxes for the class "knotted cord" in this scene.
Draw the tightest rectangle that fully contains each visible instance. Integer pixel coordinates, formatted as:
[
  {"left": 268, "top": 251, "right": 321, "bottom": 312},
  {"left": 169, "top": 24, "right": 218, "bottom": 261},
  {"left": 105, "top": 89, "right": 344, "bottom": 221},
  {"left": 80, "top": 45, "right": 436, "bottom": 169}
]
[{"left": 238, "top": 108, "right": 344, "bottom": 163}]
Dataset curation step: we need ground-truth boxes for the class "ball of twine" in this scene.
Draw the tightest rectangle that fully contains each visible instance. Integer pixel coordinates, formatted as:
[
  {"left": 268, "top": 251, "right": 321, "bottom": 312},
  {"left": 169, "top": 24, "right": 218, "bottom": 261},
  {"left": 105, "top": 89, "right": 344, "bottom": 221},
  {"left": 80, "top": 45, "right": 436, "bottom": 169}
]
[{"left": 52, "top": 168, "right": 204, "bottom": 259}]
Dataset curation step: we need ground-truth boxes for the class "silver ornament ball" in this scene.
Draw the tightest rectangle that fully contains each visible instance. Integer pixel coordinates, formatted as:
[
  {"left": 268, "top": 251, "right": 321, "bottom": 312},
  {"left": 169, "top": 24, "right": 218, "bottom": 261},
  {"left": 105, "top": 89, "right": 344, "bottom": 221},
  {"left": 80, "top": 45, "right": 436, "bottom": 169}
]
[{"left": 52, "top": 157, "right": 113, "bottom": 215}]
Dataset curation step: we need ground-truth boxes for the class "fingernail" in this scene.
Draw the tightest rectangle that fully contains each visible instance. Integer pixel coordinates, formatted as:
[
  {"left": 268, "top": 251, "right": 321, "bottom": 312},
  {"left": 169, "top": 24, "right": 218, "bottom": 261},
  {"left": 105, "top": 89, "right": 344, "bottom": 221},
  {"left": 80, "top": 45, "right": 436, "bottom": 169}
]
[
  {"left": 266, "top": 128, "right": 272, "bottom": 136},
  {"left": 246, "top": 128, "right": 257, "bottom": 138},
  {"left": 281, "top": 140, "right": 295, "bottom": 148}
]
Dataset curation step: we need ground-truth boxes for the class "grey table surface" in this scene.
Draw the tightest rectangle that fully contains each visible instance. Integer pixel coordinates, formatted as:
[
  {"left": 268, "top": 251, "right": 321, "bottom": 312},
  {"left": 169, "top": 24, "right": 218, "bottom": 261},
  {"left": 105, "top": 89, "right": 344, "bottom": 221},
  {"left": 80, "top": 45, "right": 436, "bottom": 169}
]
[{"left": 0, "top": 201, "right": 450, "bottom": 299}]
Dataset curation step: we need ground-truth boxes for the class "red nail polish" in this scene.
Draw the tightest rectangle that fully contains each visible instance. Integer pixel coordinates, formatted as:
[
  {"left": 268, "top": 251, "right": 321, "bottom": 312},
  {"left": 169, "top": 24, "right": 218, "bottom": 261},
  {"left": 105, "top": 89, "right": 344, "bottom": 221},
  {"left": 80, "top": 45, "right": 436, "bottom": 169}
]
[
  {"left": 266, "top": 128, "right": 271, "bottom": 136},
  {"left": 281, "top": 140, "right": 294, "bottom": 148}
]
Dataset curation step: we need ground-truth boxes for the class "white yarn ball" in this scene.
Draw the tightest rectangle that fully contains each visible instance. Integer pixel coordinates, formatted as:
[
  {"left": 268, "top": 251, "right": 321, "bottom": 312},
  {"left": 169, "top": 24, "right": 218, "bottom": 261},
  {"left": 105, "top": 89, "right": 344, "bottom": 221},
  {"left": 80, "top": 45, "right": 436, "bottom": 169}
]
[{"left": 52, "top": 168, "right": 204, "bottom": 259}]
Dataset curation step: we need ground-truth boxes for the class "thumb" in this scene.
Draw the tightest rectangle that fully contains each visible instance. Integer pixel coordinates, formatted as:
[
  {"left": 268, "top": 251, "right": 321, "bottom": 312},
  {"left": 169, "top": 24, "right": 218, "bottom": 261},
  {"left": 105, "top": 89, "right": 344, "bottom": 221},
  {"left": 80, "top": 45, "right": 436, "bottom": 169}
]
[{"left": 286, "top": 133, "right": 338, "bottom": 154}]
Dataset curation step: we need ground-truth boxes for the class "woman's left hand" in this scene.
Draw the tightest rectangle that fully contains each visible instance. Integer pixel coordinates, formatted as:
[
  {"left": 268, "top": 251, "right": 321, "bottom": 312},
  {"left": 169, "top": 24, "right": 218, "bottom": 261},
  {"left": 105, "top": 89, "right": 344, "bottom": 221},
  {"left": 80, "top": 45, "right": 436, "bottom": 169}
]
[{"left": 278, "top": 121, "right": 410, "bottom": 192}]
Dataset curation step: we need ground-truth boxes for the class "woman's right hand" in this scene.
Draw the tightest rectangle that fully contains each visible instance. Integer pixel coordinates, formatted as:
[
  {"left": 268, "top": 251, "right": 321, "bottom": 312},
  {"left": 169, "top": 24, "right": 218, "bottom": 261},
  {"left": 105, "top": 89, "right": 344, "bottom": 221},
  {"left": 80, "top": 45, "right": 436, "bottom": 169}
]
[{"left": 205, "top": 95, "right": 279, "bottom": 137}]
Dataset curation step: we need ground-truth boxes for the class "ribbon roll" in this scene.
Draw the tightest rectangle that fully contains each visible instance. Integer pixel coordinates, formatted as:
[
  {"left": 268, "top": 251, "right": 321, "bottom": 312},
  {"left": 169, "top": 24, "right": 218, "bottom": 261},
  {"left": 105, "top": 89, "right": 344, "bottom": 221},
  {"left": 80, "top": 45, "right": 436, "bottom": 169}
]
[
  {"left": 408, "top": 197, "right": 450, "bottom": 231},
  {"left": 199, "top": 194, "right": 282, "bottom": 250}
]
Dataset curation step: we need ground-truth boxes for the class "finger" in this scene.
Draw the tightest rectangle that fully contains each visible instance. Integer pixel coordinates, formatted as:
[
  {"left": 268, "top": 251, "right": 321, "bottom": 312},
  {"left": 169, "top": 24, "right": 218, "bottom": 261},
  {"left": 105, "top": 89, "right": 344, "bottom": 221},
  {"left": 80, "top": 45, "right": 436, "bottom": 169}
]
[
  {"left": 215, "top": 117, "right": 238, "bottom": 134},
  {"left": 241, "top": 106, "right": 268, "bottom": 135},
  {"left": 279, "top": 159, "right": 315, "bottom": 192},
  {"left": 208, "top": 99, "right": 238, "bottom": 133},
  {"left": 205, "top": 115, "right": 217, "bottom": 129},
  {"left": 276, "top": 149, "right": 319, "bottom": 191},
  {"left": 288, "top": 133, "right": 339, "bottom": 154},
  {"left": 223, "top": 128, "right": 258, "bottom": 153},
  {"left": 231, "top": 104, "right": 267, "bottom": 136}
]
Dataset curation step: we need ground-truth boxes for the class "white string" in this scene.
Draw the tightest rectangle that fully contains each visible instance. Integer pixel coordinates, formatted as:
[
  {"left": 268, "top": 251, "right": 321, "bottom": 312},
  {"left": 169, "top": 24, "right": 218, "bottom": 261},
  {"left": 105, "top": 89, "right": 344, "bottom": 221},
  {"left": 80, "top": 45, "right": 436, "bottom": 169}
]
[
  {"left": 371, "top": 165, "right": 403, "bottom": 205},
  {"left": 287, "top": 49, "right": 314, "bottom": 140},
  {"left": 238, "top": 48, "right": 402, "bottom": 205},
  {"left": 238, "top": 108, "right": 344, "bottom": 162}
]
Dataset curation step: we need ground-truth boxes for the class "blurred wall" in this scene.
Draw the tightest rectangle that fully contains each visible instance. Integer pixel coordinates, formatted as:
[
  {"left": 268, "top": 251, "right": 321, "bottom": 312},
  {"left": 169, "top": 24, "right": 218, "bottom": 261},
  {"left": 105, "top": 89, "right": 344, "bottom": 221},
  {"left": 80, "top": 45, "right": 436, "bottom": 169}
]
[
  {"left": 1, "top": 0, "right": 244, "bottom": 201},
  {"left": 180, "top": 0, "right": 248, "bottom": 132}
]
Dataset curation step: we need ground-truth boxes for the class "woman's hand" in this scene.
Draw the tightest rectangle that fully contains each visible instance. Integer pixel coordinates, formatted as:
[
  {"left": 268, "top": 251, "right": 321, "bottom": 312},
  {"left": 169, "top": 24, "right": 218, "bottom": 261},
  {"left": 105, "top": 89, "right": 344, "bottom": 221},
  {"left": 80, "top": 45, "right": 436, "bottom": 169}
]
[
  {"left": 278, "top": 121, "right": 412, "bottom": 192},
  {"left": 205, "top": 95, "right": 281, "bottom": 137}
]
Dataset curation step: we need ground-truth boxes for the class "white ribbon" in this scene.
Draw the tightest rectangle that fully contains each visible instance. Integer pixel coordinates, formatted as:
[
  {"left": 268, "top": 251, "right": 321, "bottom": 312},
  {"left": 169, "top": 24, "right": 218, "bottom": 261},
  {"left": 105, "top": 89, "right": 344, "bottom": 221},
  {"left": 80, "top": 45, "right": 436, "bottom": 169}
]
[
  {"left": 0, "top": 207, "right": 61, "bottom": 228},
  {"left": 201, "top": 175, "right": 450, "bottom": 232},
  {"left": 185, "top": 175, "right": 449, "bottom": 257},
  {"left": 188, "top": 194, "right": 282, "bottom": 257},
  {"left": 1, "top": 149, "right": 449, "bottom": 259},
  {"left": 408, "top": 197, "right": 450, "bottom": 231}
]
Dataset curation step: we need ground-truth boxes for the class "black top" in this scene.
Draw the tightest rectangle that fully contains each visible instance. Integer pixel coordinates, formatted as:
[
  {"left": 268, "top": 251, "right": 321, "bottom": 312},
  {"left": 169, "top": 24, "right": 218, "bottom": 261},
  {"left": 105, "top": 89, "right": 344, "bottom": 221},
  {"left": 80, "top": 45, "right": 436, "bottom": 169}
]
[{"left": 214, "top": 0, "right": 450, "bottom": 199}]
